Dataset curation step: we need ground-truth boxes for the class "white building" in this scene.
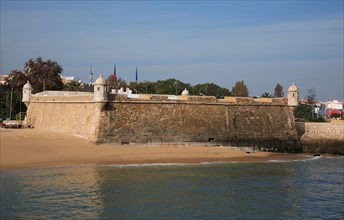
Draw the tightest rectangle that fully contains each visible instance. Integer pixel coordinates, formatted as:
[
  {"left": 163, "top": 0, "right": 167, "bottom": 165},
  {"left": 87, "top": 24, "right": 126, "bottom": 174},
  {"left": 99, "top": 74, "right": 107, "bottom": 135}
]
[
  {"left": 319, "top": 100, "right": 343, "bottom": 120},
  {"left": 61, "top": 76, "right": 81, "bottom": 84},
  {"left": 0, "top": 75, "right": 10, "bottom": 84}
]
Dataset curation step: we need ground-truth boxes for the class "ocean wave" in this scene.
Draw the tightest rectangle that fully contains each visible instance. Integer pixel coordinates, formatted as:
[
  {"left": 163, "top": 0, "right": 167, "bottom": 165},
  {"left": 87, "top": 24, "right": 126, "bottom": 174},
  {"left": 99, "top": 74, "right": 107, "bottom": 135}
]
[
  {"left": 11, "top": 156, "right": 336, "bottom": 172},
  {"left": 294, "top": 156, "right": 322, "bottom": 162},
  {"left": 44, "top": 162, "right": 244, "bottom": 169},
  {"left": 200, "top": 161, "right": 239, "bottom": 165},
  {"left": 267, "top": 160, "right": 293, "bottom": 163},
  {"left": 268, "top": 156, "right": 322, "bottom": 163},
  {"left": 102, "top": 163, "right": 194, "bottom": 167}
]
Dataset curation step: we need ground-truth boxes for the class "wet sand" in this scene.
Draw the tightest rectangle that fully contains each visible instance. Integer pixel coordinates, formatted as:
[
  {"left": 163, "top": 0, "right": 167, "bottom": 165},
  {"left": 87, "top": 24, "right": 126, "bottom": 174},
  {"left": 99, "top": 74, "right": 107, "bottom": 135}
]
[{"left": 1, "top": 128, "right": 309, "bottom": 170}]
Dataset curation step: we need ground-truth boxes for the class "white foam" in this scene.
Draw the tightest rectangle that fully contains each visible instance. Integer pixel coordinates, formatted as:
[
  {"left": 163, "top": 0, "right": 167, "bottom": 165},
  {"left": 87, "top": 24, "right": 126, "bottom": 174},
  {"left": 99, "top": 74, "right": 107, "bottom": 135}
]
[
  {"left": 268, "top": 156, "right": 323, "bottom": 163},
  {"left": 106, "top": 163, "right": 193, "bottom": 167},
  {"left": 19, "top": 156, "right": 331, "bottom": 171},
  {"left": 294, "top": 156, "right": 322, "bottom": 162},
  {"left": 268, "top": 160, "right": 292, "bottom": 163},
  {"left": 200, "top": 161, "right": 238, "bottom": 165}
]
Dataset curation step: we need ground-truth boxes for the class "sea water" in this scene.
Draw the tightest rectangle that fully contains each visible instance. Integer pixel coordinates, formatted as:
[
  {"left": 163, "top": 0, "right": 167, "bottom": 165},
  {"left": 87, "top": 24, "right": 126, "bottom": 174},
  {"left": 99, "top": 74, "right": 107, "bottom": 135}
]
[{"left": 1, "top": 157, "right": 343, "bottom": 219}]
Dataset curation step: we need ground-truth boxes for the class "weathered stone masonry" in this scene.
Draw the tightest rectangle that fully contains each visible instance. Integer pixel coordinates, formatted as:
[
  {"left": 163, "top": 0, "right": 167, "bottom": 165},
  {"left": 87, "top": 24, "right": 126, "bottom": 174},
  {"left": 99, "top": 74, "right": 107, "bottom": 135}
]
[
  {"left": 22, "top": 78, "right": 343, "bottom": 154},
  {"left": 97, "top": 98, "right": 300, "bottom": 152},
  {"left": 296, "top": 122, "right": 344, "bottom": 154},
  {"left": 26, "top": 100, "right": 100, "bottom": 141}
]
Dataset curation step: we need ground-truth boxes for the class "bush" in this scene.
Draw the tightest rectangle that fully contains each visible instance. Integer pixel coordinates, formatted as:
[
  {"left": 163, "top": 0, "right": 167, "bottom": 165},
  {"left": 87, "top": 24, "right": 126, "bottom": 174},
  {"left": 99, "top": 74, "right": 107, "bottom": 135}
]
[{"left": 294, "top": 104, "right": 325, "bottom": 122}]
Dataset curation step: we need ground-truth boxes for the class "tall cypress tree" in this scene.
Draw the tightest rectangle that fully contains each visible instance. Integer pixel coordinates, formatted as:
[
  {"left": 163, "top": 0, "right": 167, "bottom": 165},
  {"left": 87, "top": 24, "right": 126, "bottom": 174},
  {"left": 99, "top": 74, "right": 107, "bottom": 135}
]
[{"left": 274, "top": 83, "right": 284, "bottom": 97}]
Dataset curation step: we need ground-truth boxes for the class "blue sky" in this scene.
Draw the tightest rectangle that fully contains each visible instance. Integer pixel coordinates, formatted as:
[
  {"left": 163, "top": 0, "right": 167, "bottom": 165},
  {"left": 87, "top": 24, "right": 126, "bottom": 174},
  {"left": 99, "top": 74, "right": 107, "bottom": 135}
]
[{"left": 1, "top": 0, "right": 343, "bottom": 101}]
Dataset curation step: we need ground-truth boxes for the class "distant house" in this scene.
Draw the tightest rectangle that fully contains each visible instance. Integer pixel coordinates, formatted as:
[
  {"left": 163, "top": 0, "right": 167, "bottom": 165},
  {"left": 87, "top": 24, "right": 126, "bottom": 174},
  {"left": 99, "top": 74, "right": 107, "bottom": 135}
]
[
  {"left": 319, "top": 100, "right": 343, "bottom": 120},
  {"left": 0, "top": 75, "right": 10, "bottom": 84},
  {"left": 61, "top": 76, "right": 81, "bottom": 84}
]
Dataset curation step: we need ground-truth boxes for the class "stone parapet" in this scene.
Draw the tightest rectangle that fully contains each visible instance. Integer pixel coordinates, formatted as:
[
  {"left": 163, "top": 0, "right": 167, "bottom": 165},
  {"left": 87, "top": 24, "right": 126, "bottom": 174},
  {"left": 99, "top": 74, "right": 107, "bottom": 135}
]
[
  {"left": 36, "top": 91, "right": 93, "bottom": 96},
  {"left": 30, "top": 91, "right": 94, "bottom": 102},
  {"left": 30, "top": 95, "right": 94, "bottom": 102},
  {"left": 108, "top": 94, "right": 288, "bottom": 106}
]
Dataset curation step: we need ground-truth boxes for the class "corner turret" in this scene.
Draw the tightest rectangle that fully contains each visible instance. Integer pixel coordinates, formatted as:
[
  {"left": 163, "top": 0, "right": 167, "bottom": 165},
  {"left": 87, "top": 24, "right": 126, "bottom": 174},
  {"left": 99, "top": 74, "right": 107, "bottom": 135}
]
[
  {"left": 94, "top": 74, "right": 108, "bottom": 102},
  {"left": 22, "top": 81, "right": 33, "bottom": 107},
  {"left": 288, "top": 82, "right": 299, "bottom": 106}
]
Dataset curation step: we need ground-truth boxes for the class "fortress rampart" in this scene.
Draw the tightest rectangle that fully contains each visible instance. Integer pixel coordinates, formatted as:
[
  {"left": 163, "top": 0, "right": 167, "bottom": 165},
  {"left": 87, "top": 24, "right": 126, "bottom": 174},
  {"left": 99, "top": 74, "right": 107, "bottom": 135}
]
[
  {"left": 98, "top": 95, "right": 299, "bottom": 152},
  {"left": 24, "top": 89, "right": 300, "bottom": 152},
  {"left": 22, "top": 77, "right": 343, "bottom": 154},
  {"left": 26, "top": 101, "right": 99, "bottom": 140}
]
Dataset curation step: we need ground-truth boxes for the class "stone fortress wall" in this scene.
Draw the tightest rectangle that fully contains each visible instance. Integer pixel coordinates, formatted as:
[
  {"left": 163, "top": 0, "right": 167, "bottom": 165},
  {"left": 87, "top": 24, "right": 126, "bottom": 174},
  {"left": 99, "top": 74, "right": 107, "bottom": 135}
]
[
  {"left": 97, "top": 94, "right": 299, "bottom": 152},
  {"left": 26, "top": 101, "right": 99, "bottom": 141},
  {"left": 25, "top": 91, "right": 100, "bottom": 141},
  {"left": 296, "top": 122, "right": 344, "bottom": 154},
  {"left": 22, "top": 76, "right": 343, "bottom": 154}
]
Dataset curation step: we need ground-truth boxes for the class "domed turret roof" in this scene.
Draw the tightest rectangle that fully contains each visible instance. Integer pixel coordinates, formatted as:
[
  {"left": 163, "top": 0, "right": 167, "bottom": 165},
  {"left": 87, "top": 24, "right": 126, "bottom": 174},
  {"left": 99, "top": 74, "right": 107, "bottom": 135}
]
[
  {"left": 95, "top": 74, "right": 106, "bottom": 85},
  {"left": 23, "top": 81, "right": 32, "bottom": 89},
  {"left": 288, "top": 82, "right": 298, "bottom": 92},
  {"left": 181, "top": 88, "right": 189, "bottom": 96}
]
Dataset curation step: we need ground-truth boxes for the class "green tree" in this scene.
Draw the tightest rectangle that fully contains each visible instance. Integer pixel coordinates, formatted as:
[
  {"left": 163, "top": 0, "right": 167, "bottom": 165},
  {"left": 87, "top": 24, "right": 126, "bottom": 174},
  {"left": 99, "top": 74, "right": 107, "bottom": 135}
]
[
  {"left": 4, "top": 57, "right": 62, "bottom": 119},
  {"left": 231, "top": 80, "right": 249, "bottom": 97},
  {"left": 274, "top": 83, "right": 284, "bottom": 97},
  {"left": 63, "top": 81, "right": 84, "bottom": 91},
  {"left": 131, "top": 81, "right": 157, "bottom": 94},
  {"left": 26, "top": 57, "right": 63, "bottom": 92},
  {"left": 294, "top": 104, "right": 324, "bottom": 122},
  {"left": 7, "top": 70, "right": 28, "bottom": 92},
  {"left": 7, "top": 57, "right": 63, "bottom": 93},
  {"left": 261, "top": 92, "right": 272, "bottom": 98},
  {"left": 0, "top": 84, "right": 26, "bottom": 120},
  {"left": 305, "top": 88, "right": 317, "bottom": 104},
  {"left": 0, "top": 84, "right": 10, "bottom": 120},
  {"left": 4, "top": 70, "right": 28, "bottom": 119},
  {"left": 129, "top": 81, "right": 155, "bottom": 94},
  {"left": 154, "top": 78, "right": 190, "bottom": 95},
  {"left": 192, "top": 83, "right": 230, "bottom": 98},
  {"left": 107, "top": 75, "right": 127, "bottom": 90},
  {"left": 129, "top": 79, "right": 230, "bottom": 97},
  {"left": 295, "top": 88, "right": 323, "bottom": 122}
]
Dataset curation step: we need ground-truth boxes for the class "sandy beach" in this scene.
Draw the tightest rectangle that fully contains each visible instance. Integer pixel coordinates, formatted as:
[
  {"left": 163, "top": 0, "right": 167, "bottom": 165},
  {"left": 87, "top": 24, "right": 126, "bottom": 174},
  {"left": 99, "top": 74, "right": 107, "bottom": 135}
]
[{"left": 1, "top": 128, "right": 309, "bottom": 170}]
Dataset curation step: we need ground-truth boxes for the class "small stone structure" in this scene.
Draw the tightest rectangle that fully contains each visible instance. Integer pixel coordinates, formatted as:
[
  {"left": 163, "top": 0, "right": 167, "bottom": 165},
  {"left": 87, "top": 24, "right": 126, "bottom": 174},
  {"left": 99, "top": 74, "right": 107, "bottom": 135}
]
[
  {"left": 22, "top": 81, "right": 33, "bottom": 107},
  {"left": 287, "top": 82, "right": 299, "bottom": 106},
  {"left": 181, "top": 88, "right": 189, "bottom": 96},
  {"left": 25, "top": 76, "right": 334, "bottom": 153},
  {"left": 94, "top": 74, "right": 108, "bottom": 102}
]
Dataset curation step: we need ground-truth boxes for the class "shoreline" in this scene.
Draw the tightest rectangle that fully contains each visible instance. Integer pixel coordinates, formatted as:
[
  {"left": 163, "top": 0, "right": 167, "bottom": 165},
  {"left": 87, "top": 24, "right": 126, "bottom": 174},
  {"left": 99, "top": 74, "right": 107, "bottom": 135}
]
[{"left": 1, "top": 128, "right": 316, "bottom": 171}]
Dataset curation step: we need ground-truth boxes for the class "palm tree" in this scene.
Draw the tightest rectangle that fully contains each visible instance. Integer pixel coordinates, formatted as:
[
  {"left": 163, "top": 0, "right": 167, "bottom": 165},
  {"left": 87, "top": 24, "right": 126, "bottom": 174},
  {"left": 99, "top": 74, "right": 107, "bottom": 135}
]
[
  {"left": 261, "top": 92, "right": 272, "bottom": 98},
  {"left": 63, "top": 81, "right": 84, "bottom": 91}
]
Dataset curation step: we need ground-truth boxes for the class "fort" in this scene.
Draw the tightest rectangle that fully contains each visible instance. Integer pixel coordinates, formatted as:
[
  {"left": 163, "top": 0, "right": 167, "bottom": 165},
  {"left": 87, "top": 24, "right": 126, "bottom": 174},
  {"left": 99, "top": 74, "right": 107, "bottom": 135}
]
[{"left": 22, "top": 75, "right": 343, "bottom": 154}]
